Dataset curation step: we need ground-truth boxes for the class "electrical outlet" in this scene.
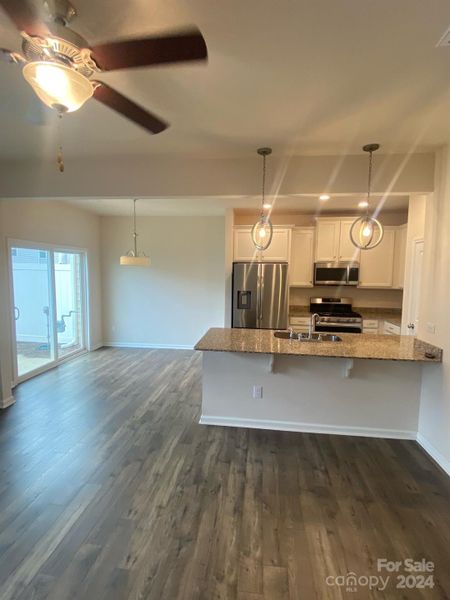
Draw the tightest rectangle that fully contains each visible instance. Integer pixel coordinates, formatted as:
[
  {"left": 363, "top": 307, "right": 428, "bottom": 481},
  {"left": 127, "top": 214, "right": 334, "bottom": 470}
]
[
  {"left": 426, "top": 323, "right": 436, "bottom": 334},
  {"left": 252, "top": 385, "right": 263, "bottom": 399}
]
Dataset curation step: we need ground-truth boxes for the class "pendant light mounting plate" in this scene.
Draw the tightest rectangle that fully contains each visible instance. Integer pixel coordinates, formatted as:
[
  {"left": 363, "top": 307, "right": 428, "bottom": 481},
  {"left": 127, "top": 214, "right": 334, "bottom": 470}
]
[
  {"left": 363, "top": 143, "right": 380, "bottom": 153},
  {"left": 257, "top": 147, "right": 272, "bottom": 156}
]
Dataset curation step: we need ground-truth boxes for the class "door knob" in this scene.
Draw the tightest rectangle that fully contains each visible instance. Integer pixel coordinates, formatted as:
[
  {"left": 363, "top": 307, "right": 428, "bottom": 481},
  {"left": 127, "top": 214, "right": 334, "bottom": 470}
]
[{"left": 407, "top": 323, "right": 415, "bottom": 329}]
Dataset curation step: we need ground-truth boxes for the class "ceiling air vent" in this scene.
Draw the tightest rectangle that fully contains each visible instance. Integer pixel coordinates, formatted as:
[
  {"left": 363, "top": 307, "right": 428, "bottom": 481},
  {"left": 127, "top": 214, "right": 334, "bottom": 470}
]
[{"left": 437, "top": 27, "right": 450, "bottom": 47}]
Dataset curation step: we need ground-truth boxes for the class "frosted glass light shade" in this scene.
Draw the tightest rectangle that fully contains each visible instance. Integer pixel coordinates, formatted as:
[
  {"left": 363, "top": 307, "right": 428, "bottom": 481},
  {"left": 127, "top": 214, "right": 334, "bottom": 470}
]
[
  {"left": 23, "top": 61, "right": 94, "bottom": 112},
  {"left": 120, "top": 254, "right": 151, "bottom": 267},
  {"left": 251, "top": 216, "right": 273, "bottom": 251},
  {"left": 350, "top": 215, "right": 384, "bottom": 250}
]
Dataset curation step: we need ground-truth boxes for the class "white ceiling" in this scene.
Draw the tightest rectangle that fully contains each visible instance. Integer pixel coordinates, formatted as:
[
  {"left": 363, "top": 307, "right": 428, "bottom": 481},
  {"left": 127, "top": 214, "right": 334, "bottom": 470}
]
[
  {"left": 0, "top": 0, "right": 449, "bottom": 160},
  {"left": 60, "top": 193, "right": 409, "bottom": 216}
]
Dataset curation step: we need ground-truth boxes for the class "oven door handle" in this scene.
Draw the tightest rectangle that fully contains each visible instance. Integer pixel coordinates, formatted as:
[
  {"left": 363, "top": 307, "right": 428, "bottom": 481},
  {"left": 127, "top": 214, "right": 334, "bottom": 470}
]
[{"left": 318, "top": 322, "right": 362, "bottom": 329}]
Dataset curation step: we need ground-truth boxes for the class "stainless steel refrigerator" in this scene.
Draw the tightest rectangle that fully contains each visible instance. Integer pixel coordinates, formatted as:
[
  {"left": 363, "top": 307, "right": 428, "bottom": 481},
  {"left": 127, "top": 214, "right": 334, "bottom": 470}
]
[{"left": 232, "top": 262, "right": 288, "bottom": 329}]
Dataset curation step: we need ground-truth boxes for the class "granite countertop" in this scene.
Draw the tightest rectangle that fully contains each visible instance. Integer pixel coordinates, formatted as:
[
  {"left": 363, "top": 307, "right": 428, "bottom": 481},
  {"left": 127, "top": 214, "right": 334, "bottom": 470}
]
[
  {"left": 195, "top": 328, "right": 442, "bottom": 363},
  {"left": 289, "top": 305, "right": 402, "bottom": 327}
]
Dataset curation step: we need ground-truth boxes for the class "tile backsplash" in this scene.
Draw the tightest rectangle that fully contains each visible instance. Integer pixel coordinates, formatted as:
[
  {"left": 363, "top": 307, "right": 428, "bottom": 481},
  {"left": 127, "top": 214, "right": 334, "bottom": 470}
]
[{"left": 290, "top": 286, "right": 403, "bottom": 309}]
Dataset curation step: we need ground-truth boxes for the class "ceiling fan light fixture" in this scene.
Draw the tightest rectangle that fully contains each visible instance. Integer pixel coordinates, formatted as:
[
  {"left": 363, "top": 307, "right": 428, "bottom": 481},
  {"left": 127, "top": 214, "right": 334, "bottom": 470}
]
[{"left": 22, "top": 61, "right": 94, "bottom": 112}]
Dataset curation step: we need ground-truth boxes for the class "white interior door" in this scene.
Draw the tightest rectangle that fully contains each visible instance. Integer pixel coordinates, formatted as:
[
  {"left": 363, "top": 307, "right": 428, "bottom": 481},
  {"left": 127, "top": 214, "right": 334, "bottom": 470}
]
[{"left": 406, "top": 239, "right": 424, "bottom": 336}]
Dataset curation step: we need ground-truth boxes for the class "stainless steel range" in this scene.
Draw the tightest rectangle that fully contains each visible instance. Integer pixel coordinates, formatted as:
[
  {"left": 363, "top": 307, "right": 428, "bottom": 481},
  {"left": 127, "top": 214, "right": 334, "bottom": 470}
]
[{"left": 309, "top": 297, "right": 362, "bottom": 334}]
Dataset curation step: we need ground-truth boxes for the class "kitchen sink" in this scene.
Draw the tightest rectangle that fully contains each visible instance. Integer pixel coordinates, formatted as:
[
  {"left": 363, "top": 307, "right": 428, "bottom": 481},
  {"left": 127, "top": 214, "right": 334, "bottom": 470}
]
[{"left": 274, "top": 331, "right": 342, "bottom": 342}]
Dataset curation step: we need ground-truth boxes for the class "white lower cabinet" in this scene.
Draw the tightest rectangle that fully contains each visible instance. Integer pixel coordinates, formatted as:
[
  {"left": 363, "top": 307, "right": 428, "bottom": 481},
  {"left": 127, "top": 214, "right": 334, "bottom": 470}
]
[
  {"left": 362, "top": 319, "right": 401, "bottom": 335},
  {"left": 384, "top": 321, "right": 401, "bottom": 335},
  {"left": 362, "top": 319, "right": 379, "bottom": 334},
  {"left": 290, "top": 316, "right": 310, "bottom": 332}
]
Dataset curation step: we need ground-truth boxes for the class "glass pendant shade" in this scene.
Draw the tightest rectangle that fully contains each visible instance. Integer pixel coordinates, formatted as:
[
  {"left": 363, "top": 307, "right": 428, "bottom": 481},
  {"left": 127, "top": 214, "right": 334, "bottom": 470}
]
[
  {"left": 252, "top": 147, "right": 273, "bottom": 252},
  {"left": 350, "top": 143, "right": 384, "bottom": 250},
  {"left": 120, "top": 253, "right": 151, "bottom": 266},
  {"left": 251, "top": 216, "right": 273, "bottom": 251},
  {"left": 350, "top": 215, "right": 384, "bottom": 250},
  {"left": 23, "top": 61, "right": 94, "bottom": 112}
]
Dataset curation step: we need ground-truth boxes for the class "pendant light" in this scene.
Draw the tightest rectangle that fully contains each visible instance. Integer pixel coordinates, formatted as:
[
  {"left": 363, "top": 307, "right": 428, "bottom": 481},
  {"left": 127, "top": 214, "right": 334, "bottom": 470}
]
[
  {"left": 120, "top": 199, "right": 151, "bottom": 266},
  {"left": 251, "top": 147, "right": 273, "bottom": 251},
  {"left": 350, "top": 144, "right": 384, "bottom": 250}
]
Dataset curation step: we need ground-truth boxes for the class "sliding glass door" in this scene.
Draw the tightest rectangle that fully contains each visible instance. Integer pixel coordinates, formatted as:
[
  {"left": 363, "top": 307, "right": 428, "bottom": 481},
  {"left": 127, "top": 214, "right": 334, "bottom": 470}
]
[
  {"left": 9, "top": 242, "right": 87, "bottom": 383},
  {"left": 54, "top": 252, "right": 84, "bottom": 359},
  {"left": 11, "top": 247, "right": 56, "bottom": 378}
]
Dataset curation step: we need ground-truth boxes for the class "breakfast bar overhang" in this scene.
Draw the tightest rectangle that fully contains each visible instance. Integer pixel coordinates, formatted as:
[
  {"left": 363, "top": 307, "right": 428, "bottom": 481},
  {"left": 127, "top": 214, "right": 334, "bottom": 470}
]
[{"left": 195, "top": 328, "right": 443, "bottom": 440}]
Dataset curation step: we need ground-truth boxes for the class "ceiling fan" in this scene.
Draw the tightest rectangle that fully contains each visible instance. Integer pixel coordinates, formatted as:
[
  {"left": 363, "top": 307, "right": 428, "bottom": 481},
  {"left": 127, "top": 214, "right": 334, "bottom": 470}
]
[{"left": 0, "top": 0, "right": 208, "bottom": 134}]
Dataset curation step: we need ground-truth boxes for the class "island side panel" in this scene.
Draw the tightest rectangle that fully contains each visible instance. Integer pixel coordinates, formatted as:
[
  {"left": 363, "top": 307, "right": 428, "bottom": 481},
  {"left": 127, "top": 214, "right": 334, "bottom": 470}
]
[{"left": 199, "top": 351, "right": 422, "bottom": 439}]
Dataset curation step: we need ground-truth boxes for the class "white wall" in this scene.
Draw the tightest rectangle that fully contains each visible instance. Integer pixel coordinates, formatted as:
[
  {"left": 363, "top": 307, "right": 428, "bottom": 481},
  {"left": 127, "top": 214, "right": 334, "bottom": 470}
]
[
  {"left": 101, "top": 216, "right": 225, "bottom": 348},
  {"left": 201, "top": 352, "right": 422, "bottom": 439},
  {"left": 417, "top": 147, "right": 450, "bottom": 474},
  {"left": 401, "top": 194, "right": 428, "bottom": 334},
  {"left": 0, "top": 199, "right": 102, "bottom": 403},
  {"left": 0, "top": 153, "right": 434, "bottom": 198}
]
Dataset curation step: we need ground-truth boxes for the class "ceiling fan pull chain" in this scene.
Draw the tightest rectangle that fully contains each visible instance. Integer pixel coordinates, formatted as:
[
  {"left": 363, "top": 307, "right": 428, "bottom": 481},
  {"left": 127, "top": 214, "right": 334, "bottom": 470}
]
[{"left": 56, "top": 112, "right": 64, "bottom": 173}]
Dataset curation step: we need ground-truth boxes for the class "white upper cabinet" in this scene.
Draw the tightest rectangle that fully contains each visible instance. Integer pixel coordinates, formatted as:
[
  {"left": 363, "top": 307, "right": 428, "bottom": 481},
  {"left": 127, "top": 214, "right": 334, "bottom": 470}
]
[
  {"left": 339, "top": 219, "right": 361, "bottom": 262},
  {"left": 315, "top": 220, "right": 340, "bottom": 261},
  {"left": 392, "top": 224, "right": 407, "bottom": 289},
  {"left": 358, "top": 227, "right": 396, "bottom": 288},
  {"left": 233, "top": 227, "right": 259, "bottom": 261},
  {"left": 315, "top": 218, "right": 360, "bottom": 263},
  {"left": 233, "top": 227, "right": 291, "bottom": 262},
  {"left": 261, "top": 228, "right": 291, "bottom": 261},
  {"left": 289, "top": 228, "right": 314, "bottom": 286}
]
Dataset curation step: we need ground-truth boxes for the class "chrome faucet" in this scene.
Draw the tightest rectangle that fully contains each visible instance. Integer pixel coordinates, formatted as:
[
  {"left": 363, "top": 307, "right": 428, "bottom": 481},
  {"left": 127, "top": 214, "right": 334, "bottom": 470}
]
[
  {"left": 309, "top": 313, "right": 320, "bottom": 337},
  {"left": 288, "top": 326, "right": 296, "bottom": 339}
]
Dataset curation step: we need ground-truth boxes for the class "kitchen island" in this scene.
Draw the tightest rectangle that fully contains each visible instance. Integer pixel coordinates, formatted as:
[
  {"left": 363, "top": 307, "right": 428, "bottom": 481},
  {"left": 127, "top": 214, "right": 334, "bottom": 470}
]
[{"left": 195, "top": 328, "right": 442, "bottom": 440}]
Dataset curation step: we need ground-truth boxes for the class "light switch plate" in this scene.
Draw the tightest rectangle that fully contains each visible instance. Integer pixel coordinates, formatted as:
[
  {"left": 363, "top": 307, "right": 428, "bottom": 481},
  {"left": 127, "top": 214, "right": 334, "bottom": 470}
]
[
  {"left": 426, "top": 323, "right": 436, "bottom": 334},
  {"left": 252, "top": 385, "right": 263, "bottom": 399}
]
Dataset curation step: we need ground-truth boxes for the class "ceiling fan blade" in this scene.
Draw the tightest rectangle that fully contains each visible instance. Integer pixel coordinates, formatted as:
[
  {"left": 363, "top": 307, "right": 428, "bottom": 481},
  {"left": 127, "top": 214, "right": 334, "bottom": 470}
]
[
  {"left": 93, "top": 82, "right": 168, "bottom": 134},
  {"left": 90, "top": 27, "right": 207, "bottom": 72},
  {"left": 0, "top": 0, "right": 50, "bottom": 36}
]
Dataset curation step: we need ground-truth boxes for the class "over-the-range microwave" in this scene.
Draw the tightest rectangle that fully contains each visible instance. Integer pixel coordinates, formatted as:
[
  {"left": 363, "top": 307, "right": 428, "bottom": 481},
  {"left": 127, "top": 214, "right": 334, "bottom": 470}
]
[{"left": 314, "top": 262, "right": 359, "bottom": 286}]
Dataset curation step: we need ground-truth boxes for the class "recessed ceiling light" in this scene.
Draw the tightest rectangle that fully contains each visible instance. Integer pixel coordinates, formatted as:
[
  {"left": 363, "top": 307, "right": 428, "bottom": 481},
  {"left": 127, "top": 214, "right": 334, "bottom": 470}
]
[
  {"left": 263, "top": 203, "right": 272, "bottom": 209},
  {"left": 358, "top": 200, "right": 369, "bottom": 208},
  {"left": 319, "top": 194, "right": 330, "bottom": 201}
]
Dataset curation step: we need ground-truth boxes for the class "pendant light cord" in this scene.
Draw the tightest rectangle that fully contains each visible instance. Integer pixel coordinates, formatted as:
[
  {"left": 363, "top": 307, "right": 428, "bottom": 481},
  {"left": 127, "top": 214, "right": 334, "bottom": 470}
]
[
  {"left": 261, "top": 153, "right": 266, "bottom": 218},
  {"left": 133, "top": 198, "right": 138, "bottom": 256},
  {"left": 366, "top": 150, "right": 373, "bottom": 216}
]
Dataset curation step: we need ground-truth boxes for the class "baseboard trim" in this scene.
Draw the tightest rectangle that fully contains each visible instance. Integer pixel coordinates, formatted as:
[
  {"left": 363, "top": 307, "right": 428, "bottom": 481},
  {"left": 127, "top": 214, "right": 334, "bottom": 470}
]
[
  {"left": 103, "top": 342, "right": 194, "bottom": 350},
  {"left": 0, "top": 396, "right": 15, "bottom": 409},
  {"left": 89, "top": 342, "right": 104, "bottom": 351},
  {"left": 199, "top": 415, "right": 416, "bottom": 440},
  {"left": 416, "top": 433, "right": 450, "bottom": 476}
]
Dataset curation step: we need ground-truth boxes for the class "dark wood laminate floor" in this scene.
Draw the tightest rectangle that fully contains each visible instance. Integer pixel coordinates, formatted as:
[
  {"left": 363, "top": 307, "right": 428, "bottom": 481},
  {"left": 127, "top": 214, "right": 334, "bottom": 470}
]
[{"left": 1, "top": 348, "right": 450, "bottom": 600}]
